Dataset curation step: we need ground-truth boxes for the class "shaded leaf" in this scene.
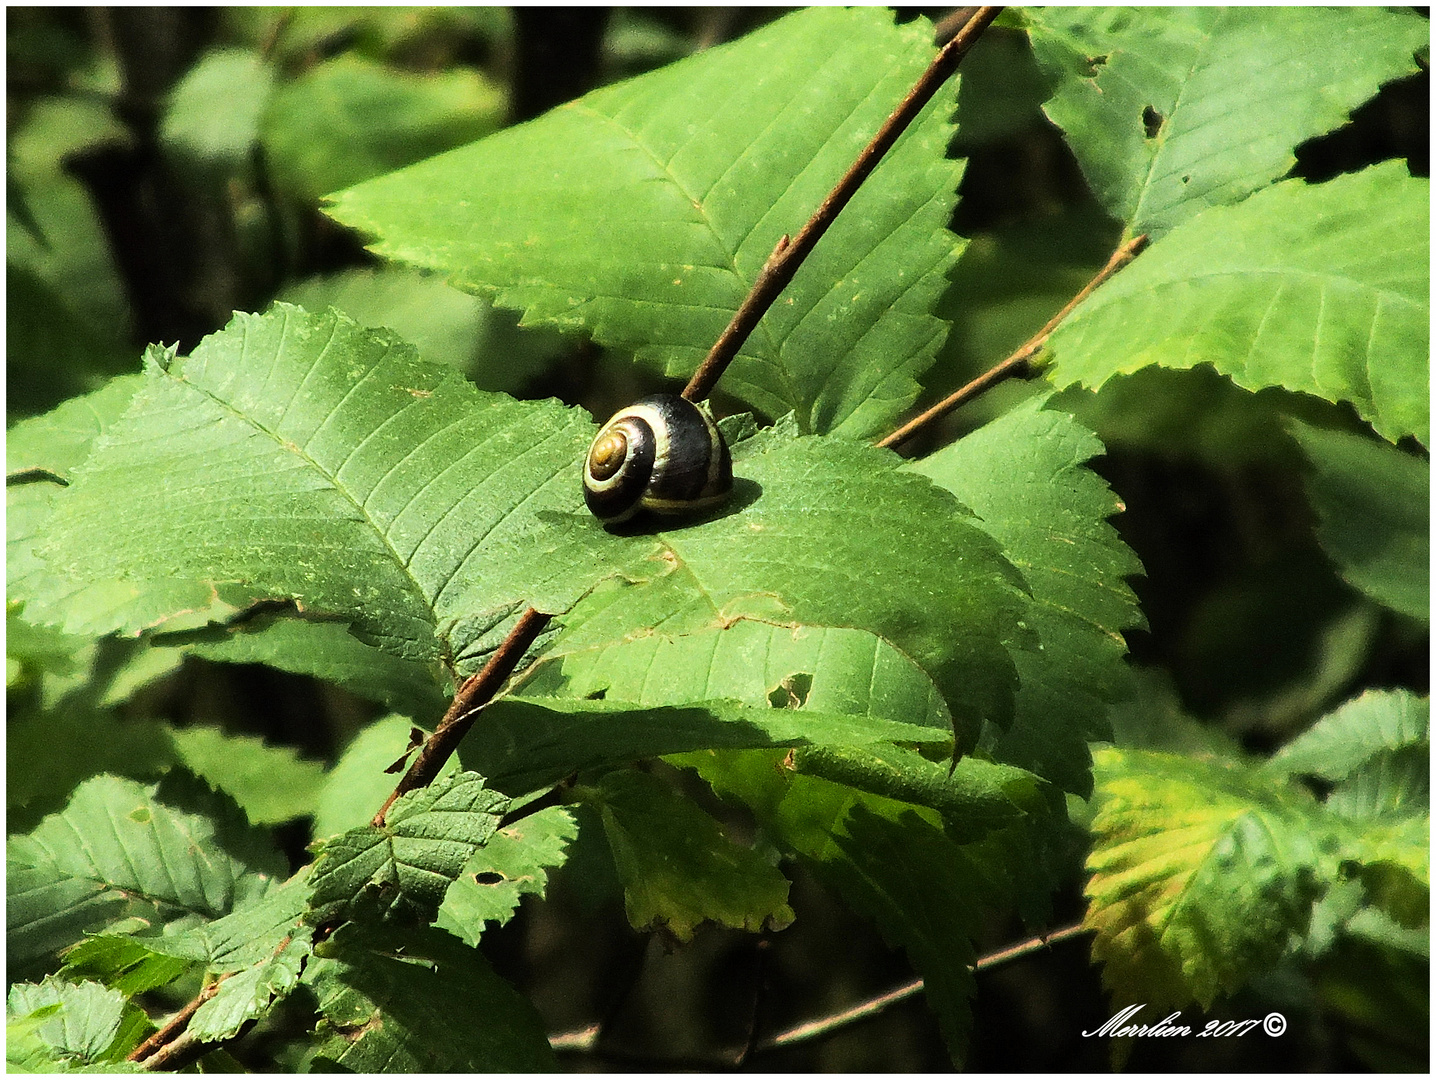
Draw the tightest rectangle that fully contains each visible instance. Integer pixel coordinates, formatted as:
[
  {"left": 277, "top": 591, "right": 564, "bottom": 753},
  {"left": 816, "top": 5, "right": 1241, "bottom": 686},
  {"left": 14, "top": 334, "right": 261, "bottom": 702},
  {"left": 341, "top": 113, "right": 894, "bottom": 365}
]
[
  {"left": 1046, "top": 163, "right": 1429, "bottom": 447},
  {"left": 1267, "top": 689, "right": 1429, "bottom": 783},
  {"left": 182, "top": 614, "right": 449, "bottom": 721},
  {"left": 462, "top": 695, "right": 951, "bottom": 799},
  {"left": 307, "top": 923, "right": 555, "bottom": 1072},
  {"left": 7, "top": 98, "right": 131, "bottom": 353},
  {"left": 437, "top": 806, "right": 578, "bottom": 945},
  {"left": 60, "top": 937, "right": 193, "bottom": 997},
  {"left": 327, "top": 7, "right": 965, "bottom": 438},
  {"left": 680, "top": 749, "right": 994, "bottom": 1065},
  {"left": 314, "top": 715, "right": 451, "bottom": 841},
  {"left": 7, "top": 772, "right": 285, "bottom": 973},
  {"left": 168, "top": 726, "right": 326, "bottom": 826},
  {"left": 6, "top": 706, "right": 178, "bottom": 835},
  {"left": 1327, "top": 748, "right": 1429, "bottom": 825},
  {"left": 263, "top": 54, "right": 506, "bottom": 203},
  {"left": 788, "top": 744, "right": 1044, "bottom": 844},
  {"left": 278, "top": 264, "right": 572, "bottom": 394},
  {"left": 1289, "top": 422, "right": 1429, "bottom": 621},
  {"left": 585, "top": 769, "right": 793, "bottom": 942},
  {"left": 1023, "top": 6, "right": 1428, "bottom": 236},
  {"left": 308, "top": 771, "right": 507, "bottom": 925}
]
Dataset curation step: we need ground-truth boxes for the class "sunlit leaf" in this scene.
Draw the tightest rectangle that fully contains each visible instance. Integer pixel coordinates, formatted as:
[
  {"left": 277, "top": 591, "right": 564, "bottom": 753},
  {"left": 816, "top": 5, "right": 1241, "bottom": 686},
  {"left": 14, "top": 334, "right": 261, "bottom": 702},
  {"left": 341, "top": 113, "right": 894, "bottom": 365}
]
[
  {"left": 308, "top": 771, "right": 508, "bottom": 925},
  {"left": 910, "top": 396, "right": 1145, "bottom": 795},
  {"left": 1046, "top": 164, "right": 1429, "bottom": 447},
  {"left": 1023, "top": 6, "right": 1428, "bottom": 236},
  {"left": 327, "top": 7, "right": 965, "bottom": 438}
]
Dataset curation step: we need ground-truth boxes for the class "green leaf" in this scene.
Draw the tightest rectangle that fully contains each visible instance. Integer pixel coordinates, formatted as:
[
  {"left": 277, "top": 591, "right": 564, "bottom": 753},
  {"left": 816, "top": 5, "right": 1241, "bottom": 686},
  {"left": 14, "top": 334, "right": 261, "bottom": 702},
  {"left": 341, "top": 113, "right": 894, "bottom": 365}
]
[
  {"left": 307, "top": 923, "right": 555, "bottom": 1072},
  {"left": 680, "top": 749, "right": 992, "bottom": 1065},
  {"left": 327, "top": 7, "right": 965, "bottom": 438},
  {"left": 60, "top": 936, "right": 193, "bottom": 997},
  {"left": 436, "top": 806, "right": 577, "bottom": 945},
  {"left": 6, "top": 706, "right": 178, "bottom": 835},
  {"left": 1045, "top": 163, "right": 1430, "bottom": 447},
  {"left": 787, "top": 744, "right": 1044, "bottom": 844},
  {"left": 186, "top": 929, "right": 313, "bottom": 1042},
  {"left": 1085, "top": 748, "right": 1323, "bottom": 1011},
  {"left": 463, "top": 695, "right": 951, "bottom": 799},
  {"left": 182, "top": 614, "right": 449, "bottom": 720},
  {"left": 308, "top": 771, "right": 508, "bottom": 925},
  {"left": 1023, "top": 6, "right": 1428, "bottom": 236},
  {"left": 520, "top": 617, "right": 954, "bottom": 734},
  {"left": 262, "top": 54, "right": 506, "bottom": 204},
  {"left": 1288, "top": 422, "right": 1429, "bottom": 621},
  {"left": 124, "top": 871, "right": 313, "bottom": 973},
  {"left": 167, "top": 726, "right": 326, "bottom": 826},
  {"left": 584, "top": 769, "right": 793, "bottom": 942},
  {"left": 7, "top": 772, "right": 285, "bottom": 973},
  {"left": 7, "top": 977, "right": 128, "bottom": 1067},
  {"left": 314, "top": 715, "right": 444, "bottom": 841},
  {"left": 1267, "top": 689, "right": 1429, "bottom": 783},
  {"left": 7, "top": 98, "right": 131, "bottom": 355},
  {"left": 540, "top": 427, "right": 1032, "bottom": 744},
  {"left": 73, "top": 877, "right": 317, "bottom": 1045},
  {"left": 160, "top": 48, "right": 274, "bottom": 168},
  {"left": 7, "top": 377, "right": 167, "bottom": 632},
  {"left": 909, "top": 397, "right": 1145, "bottom": 795},
  {"left": 32, "top": 304, "right": 659, "bottom": 655}
]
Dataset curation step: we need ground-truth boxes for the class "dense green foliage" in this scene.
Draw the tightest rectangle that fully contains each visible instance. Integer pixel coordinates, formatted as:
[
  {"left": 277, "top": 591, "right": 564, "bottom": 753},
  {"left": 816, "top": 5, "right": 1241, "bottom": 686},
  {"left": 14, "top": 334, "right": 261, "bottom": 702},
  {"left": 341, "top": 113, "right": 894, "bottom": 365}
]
[{"left": 7, "top": 7, "right": 1428, "bottom": 1072}]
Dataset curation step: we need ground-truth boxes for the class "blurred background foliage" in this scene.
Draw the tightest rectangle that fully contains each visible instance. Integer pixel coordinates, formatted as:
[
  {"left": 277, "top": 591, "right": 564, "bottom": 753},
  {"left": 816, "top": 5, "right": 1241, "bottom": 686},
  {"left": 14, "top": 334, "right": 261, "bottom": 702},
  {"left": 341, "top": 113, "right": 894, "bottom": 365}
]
[{"left": 6, "top": 7, "right": 1428, "bottom": 1070}]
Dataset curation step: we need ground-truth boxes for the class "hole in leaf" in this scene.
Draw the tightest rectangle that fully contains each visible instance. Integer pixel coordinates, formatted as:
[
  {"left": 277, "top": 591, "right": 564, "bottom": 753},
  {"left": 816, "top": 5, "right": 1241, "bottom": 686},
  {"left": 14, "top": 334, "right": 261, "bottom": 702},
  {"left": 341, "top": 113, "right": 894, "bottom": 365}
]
[
  {"left": 584, "top": 688, "right": 606, "bottom": 701},
  {"left": 767, "top": 672, "right": 813, "bottom": 710},
  {"left": 474, "top": 871, "right": 506, "bottom": 886},
  {"left": 129, "top": 807, "right": 151, "bottom": 824},
  {"left": 1142, "top": 105, "right": 1164, "bottom": 139}
]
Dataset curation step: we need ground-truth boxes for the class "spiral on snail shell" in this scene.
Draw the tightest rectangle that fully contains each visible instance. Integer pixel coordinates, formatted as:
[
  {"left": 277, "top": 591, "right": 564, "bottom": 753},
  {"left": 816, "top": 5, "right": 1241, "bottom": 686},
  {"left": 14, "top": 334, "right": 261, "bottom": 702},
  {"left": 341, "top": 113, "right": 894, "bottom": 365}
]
[{"left": 583, "top": 394, "right": 733, "bottom": 526}]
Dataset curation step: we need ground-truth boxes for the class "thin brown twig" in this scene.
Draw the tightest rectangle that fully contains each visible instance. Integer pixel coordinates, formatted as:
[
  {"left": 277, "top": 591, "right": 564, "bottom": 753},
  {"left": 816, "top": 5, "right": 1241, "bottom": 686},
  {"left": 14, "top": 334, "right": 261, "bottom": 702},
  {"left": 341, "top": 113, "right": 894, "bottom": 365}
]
[
  {"left": 681, "top": 6, "right": 1002, "bottom": 404},
  {"left": 751, "top": 923, "right": 1092, "bottom": 1054},
  {"left": 933, "top": 7, "right": 984, "bottom": 46},
  {"left": 128, "top": 980, "right": 222, "bottom": 1063},
  {"left": 877, "top": 234, "right": 1149, "bottom": 450},
  {"left": 139, "top": 1030, "right": 208, "bottom": 1072},
  {"left": 372, "top": 606, "right": 553, "bottom": 826}
]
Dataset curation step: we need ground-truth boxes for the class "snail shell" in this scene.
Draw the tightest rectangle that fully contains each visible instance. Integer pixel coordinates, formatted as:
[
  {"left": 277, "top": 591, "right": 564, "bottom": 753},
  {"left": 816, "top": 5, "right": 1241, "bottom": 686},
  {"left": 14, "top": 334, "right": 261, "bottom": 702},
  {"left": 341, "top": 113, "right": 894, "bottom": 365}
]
[{"left": 583, "top": 394, "right": 733, "bottom": 525}]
